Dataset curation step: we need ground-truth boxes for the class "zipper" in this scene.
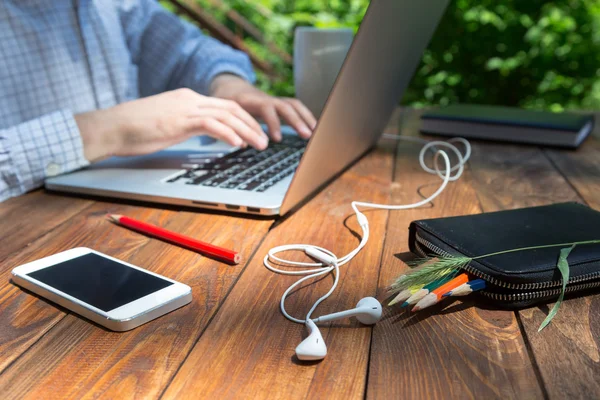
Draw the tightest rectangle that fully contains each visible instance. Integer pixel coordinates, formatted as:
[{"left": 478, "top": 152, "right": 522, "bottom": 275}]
[
  {"left": 480, "top": 280, "right": 600, "bottom": 302},
  {"left": 414, "top": 233, "right": 600, "bottom": 300}
]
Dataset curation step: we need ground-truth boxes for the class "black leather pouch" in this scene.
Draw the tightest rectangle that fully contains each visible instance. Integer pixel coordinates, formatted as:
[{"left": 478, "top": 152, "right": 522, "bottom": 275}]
[{"left": 408, "top": 202, "right": 600, "bottom": 308}]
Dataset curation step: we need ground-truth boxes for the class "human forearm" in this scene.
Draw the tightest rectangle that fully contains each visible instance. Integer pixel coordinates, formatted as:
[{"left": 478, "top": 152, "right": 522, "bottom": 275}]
[
  {"left": 75, "top": 89, "right": 269, "bottom": 161},
  {"left": 209, "top": 73, "right": 249, "bottom": 98},
  {"left": 75, "top": 108, "right": 126, "bottom": 163}
]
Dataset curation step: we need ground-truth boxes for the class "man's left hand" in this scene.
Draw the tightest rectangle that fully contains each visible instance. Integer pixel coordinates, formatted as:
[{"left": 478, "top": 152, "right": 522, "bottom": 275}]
[{"left": 210, "top": 74, "right": 317, "bottom": 142}]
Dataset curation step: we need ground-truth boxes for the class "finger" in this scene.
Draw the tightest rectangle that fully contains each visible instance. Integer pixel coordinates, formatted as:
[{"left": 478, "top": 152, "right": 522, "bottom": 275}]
[
  {"left": 219, "top": 111, "right": 269, "bottom": 150},
  {"left": 188, "top": 108, "right": 268, "bottom": 150},
  {"left": 275, "top": 100, "right": 312, "bottom": 139},
  {"left": 184, "top": 117, "right": 245, "bottom": 148},
  {"left": 283, "top": 98, "right": 317, "bottom": 130},
  {"left": 230, "top": 105, "right": 269, "bottom": 143},
  {"left": 197, "top": 97, "right": 266, "bottom": 138},
  {"left": 260, "top": 104, "right": 282, "bottom": 142}
]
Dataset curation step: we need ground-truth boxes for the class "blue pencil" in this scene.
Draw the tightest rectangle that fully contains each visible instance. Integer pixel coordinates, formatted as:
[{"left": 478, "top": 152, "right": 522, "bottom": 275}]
[{"left": 442, "top": 279, "right": 486, "bottom": 297}]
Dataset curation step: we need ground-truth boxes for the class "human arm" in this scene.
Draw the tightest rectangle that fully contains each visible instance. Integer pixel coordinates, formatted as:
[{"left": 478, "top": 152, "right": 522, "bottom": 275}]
[
  {"left": 73, "top": 78, "right": 319, "bottom": 165},
  {"left": 117, "top": 0, "right": 316, "bottom": 140},
  {"left": 0, "top": 89, "right": 273, "bottom": 202},
  {"left": 75, "top": 88, "right": 270, "bottom": 162}
]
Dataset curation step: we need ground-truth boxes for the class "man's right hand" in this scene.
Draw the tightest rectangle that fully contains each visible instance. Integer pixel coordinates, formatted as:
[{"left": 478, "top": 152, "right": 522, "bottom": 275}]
[{"left": 75, "top": 88, "right": 270, "bottom": 163}]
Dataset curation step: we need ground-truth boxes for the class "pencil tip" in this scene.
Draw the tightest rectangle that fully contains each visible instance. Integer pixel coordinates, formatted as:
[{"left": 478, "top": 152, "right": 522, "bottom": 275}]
[
  {"left": 411, "top": 306, "right": 420, "bottom": 312},
  {"left": 442, "top": 293, "right": 451, "bottom": 297},
  {"left": 107, "top": 214, "right": 121, "bottom": 222},
  {"left": 400, "top": 301, "right": 409, "bottom": 308}
]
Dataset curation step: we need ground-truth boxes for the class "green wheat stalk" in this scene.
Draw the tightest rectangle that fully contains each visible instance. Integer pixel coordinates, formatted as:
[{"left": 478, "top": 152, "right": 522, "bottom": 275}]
[{"left": 391, "top": 256, "right": 470, "bottom": 290}]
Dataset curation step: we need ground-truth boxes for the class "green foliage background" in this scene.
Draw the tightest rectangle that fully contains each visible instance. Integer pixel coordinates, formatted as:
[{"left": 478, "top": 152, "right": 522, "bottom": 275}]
[{"left": 193, "top": 0, "right": 600, "bottom": 111}]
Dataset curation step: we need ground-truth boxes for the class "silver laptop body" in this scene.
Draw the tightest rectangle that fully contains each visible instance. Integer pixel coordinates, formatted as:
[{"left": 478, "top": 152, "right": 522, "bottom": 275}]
[{"left": 46, "top": 0, "right": 449, "bottom": 216}]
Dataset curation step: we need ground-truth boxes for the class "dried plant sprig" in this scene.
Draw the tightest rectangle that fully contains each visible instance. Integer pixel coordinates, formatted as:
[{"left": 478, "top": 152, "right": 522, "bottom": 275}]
[{"left": 391, "top": 256, "right": 471, "bottom": 291}]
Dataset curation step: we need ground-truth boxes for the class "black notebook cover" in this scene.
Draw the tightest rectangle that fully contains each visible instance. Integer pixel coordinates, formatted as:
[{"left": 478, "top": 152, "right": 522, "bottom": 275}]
[
  {"left": 422, "top": 104, "right": 592, "bottom": 132},
  {"left": 409, "top": 202, "right": 600, "bottom": 283}
]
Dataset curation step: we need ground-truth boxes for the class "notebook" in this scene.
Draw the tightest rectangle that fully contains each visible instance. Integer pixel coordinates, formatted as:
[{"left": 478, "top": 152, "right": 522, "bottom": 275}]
[{"left": 420, "top": 104, "right": 594, "bottom": 148}]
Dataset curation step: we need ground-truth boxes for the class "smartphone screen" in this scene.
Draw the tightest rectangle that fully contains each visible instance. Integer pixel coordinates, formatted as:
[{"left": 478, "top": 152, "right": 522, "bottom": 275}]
[{"left": 27, "top": 253, "right": 173, "bottom": 312}]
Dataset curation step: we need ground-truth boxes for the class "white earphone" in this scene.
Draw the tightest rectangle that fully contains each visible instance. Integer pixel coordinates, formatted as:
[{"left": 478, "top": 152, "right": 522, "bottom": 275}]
[
  {"left": 295, "top": 297, "right": 382, "bottom": 361},
  {"left": 264, "top": 135, "right": 471, "bottom": 361}
]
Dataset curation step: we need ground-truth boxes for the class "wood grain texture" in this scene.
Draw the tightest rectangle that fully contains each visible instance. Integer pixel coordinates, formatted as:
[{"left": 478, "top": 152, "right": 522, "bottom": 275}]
[
  {"left": 3, "top": 108, "right": 600, "bottom": 399},
  {"left": 0, "top": 201, "right": 271, "bottom": 400},
  {"left": 0, "top": 191, "right": 93, "bottom": 260},
  {"left": 466, "top": 130, "right": 600, "bottom": 398},
  {"left": 0, "top": 201, "right": 164, "bottom": 376},
  {"left": 367, "top": 110, "right": 543, "bottom": 400},
  {"left": 0, "top": 193, "right": 93, "bottom": 374},
  {"left": 524, "top": 139, "right": 600, "bottom": 399},
  {"left": 468, "top": 143, "right": 581, "bottom": 211},
  {"left": 544, "top": 139, "right": 600, "bottom": 209},
  {"left": 161, "top": 140, "right": 396, "bottom": 399}
]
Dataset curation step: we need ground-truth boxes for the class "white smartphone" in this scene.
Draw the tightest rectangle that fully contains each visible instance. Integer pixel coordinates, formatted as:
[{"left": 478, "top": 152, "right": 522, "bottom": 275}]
[{"left": 11, "top": 247, "right": 192, "bottom": 331}]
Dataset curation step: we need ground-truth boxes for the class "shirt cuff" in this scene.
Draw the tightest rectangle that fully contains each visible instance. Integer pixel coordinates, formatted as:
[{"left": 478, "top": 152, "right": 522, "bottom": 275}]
[{"left": 7, "top": 110, "right": 89, "bottom": 194}]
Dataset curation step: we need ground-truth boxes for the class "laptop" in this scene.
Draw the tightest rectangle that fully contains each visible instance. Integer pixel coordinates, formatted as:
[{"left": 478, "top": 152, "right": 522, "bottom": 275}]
[{"left": 46, "top": 0, "right": 449, "bottom": 216}]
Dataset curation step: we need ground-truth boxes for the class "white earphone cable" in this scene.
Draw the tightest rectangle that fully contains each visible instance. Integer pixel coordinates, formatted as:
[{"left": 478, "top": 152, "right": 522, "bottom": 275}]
[{"left": 263, "top": 135, "right": 471, "bottom": 324}]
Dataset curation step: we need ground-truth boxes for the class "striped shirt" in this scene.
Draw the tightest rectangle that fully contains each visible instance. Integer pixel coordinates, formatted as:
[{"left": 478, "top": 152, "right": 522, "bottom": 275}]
[{"left": 0, "top": 0, "right": 255, "bottom": 202}]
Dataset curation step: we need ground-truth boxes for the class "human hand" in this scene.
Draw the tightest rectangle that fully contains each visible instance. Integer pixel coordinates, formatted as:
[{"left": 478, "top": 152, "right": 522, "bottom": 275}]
[
  {"left": 210, "top": 74, "right": 317, "bottom": 142},
  {"left": 75, "top": 88, "right": 270, "bottom": 162}
]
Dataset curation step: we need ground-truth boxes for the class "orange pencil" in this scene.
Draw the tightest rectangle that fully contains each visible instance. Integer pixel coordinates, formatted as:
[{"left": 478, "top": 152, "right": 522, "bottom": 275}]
[{"left": 411, "top": 273, "right": 469, "bottom": 312}]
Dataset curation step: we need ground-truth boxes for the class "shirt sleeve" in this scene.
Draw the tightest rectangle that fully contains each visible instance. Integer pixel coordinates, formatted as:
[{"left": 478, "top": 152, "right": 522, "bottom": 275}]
[
  {"left": 0, "top": 110, "right": 89, "bottom": 202},
  {"left": 117, "top": 0, "right": 256, "bottom": 97}
]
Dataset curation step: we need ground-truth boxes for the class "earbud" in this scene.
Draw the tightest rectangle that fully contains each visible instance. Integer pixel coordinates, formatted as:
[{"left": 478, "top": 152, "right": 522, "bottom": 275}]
[
  {"left": 295, "top": 319, "right": 327, "bottom": 361},
  {"left": 295, "top": 297, "right": 382, "bottom": 361},
  {"left": 313, "top": 297, "right": 382, "bottom": 325}
]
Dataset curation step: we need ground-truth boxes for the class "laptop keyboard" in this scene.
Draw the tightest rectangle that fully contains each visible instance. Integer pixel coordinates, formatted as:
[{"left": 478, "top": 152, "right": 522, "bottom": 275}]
[{"left": 167, "top": 135, "right": 307, "bottom": 192}]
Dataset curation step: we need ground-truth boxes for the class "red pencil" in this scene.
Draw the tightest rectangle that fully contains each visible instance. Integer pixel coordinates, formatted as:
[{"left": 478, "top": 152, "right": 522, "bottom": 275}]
[{"left": 108, "top": 214, "right": 240, "bottom": 264}]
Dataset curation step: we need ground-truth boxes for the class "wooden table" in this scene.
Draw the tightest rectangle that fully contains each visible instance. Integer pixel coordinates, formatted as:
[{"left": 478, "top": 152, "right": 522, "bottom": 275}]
[{"left": 1, "top": 109, "right": 600, "bottom": 399}]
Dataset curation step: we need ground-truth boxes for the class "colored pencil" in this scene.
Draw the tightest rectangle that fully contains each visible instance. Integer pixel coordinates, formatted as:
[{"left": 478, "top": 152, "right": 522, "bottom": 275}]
[
  {"left": 108, "top": 214, "right": 240, "bottom": 264},
  {"left": 388, "top": 285, "right": 423, "bottom": 306},
  {"left": 401, "top": 275, "right": 454, "bottom": 308},
  {"left": 442, "top": 279, "right": 486, "bottom": 297},
  {"left": 412, "top": 273, "right": 469, "bottom": 312}
]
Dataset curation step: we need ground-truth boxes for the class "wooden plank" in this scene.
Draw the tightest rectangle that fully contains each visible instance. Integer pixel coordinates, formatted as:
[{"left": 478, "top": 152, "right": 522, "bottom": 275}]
[
  {"left": 0, "top": 201, "right": 164, "bottom": 375},
  {"left": 469, "top": 144, "right": 582, "bottom": 211},
  {"left": 0, "top": 200, "right": 272, "bottom": 399},
  {"left": 0, "top": 191, "right": 93, "bottom": 260},
  {"left": 0, "top": 192, "right": 94, "bottom": 374},
  {"left": 544, "top": 138, "right": 600, "bottom": 209},
  {"left": 162, "top": 136, "right": 396, "bottom": 398},
  {"left": 367, "top": 111, "right": 544, "bottom": 399},
  {"left": 511, "top": 138, "right": 600, "bottom": 399},
  {"left": 464, "top": 131, "right": 600, "bottom": 398}
]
